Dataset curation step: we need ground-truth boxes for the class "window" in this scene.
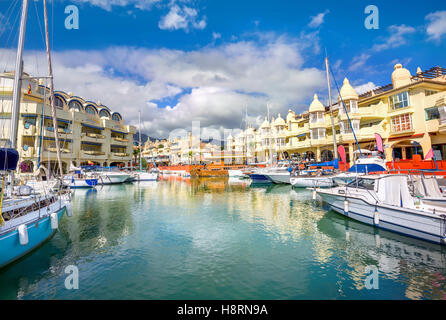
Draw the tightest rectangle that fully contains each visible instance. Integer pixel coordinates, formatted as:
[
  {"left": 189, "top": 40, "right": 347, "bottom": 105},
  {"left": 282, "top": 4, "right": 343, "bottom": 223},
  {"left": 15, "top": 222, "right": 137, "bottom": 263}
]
[
  {"left": 310, "top": 128, "right": 326, "bottom": 140},
  {"left": 339, "top": 100, "right": 358, "bottom": 114},
  {"left": 426, "top": 90, "right": 438, "bottom": 96},
  {"left": 389, "top": 91, "right": 409, "bottom": 110},
  {"left": 112, "top": 113, "right": 121, "bottom": 122},
  {"left": 340, "top": 120, "right": 359, "bottom": 134},
  {"left": 348, "top": 178, "right": 375, "bottom": 190},
  {"left": 391, "top": 114, "right": 413, "bottom": 132},
  {"left": 425, "top": 107, "right": 440, "bottom": 121},
  {"left": 99, "top": 109, "right": 111, "bottom": 118},
  {"left": 68, "top": 100, "right": 81, "bottom": 111},
  {"left": 55, "top": 96, "right": 64, "bottom": 109}
]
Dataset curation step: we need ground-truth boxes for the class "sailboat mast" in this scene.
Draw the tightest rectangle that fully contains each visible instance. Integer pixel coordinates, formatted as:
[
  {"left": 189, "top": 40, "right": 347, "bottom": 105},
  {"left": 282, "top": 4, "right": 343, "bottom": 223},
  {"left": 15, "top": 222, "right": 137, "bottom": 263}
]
[
  {"left": 325, "top": 55, "right": 338, "bottom": 161},
  {"left": 10, "top": 0, "right": 29, "bottom": 149},
  {"left": 43, "top": 0, "right": 63, "bottom": 178},
  {"left": 138, "top": 110, "right": 142, "bottom": 171}
]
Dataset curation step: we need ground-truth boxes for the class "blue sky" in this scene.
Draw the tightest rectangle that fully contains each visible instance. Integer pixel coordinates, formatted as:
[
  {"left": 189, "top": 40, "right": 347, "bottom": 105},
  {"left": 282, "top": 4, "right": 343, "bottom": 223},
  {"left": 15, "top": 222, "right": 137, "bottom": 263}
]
[{"left": 1, "top": 0, "right": 445, "bottom": 137}]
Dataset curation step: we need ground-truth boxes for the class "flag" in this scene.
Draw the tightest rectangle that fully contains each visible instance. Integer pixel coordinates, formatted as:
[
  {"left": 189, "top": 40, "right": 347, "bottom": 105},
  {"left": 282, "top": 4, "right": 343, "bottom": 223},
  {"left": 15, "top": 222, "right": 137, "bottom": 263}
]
[
  {"left": 27, "top": 83, "right": 31, "bottom": 94},
  {"left": 374, "top": 133, "right": 383, "bottom": 152},
  {"left": 87, "top": 160, "right": 94, "bottom": 165},
  {"left": 424, "top": 148, "right": 434, "bottom": 160},
  {"left": 338, "top": 145, "right": 346, "bottom": 164}
]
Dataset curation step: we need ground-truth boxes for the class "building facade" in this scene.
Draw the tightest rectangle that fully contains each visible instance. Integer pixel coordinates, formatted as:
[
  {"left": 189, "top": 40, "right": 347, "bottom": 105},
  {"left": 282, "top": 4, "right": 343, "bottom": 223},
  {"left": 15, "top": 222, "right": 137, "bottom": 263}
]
[
  {"left": 228, "top": 64, "right": 446, "bottom": 165},
  {"left": 0, "top": 72, "right": 136, "bottom": 174}
]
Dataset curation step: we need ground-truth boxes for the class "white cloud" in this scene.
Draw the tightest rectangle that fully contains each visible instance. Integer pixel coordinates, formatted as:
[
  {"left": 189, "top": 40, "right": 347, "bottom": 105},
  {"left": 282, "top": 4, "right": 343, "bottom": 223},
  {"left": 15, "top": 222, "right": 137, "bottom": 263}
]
[
  {"left": 71, "top": 0, "right": 162, "bottom": 11},
  {"left": 372, "top": 24, "right": 416, "bottom": 52},
  {"left": 308, "top": 10, "right": 329, "bottom": 28},
  {"left": 3, "top": 34, "right": 326, "bottom": 138},
  {"left": 348, "top": 53, "right": 370, "bottom": 71},
  {"left": 158, "top": 5, "right": 206, "bottom": 31},
  {"left": 425, "top": 10, "right": 446, "bottom": 42},
  {"left": 212, "top": 32, "right": 221, "bottom": 40}
]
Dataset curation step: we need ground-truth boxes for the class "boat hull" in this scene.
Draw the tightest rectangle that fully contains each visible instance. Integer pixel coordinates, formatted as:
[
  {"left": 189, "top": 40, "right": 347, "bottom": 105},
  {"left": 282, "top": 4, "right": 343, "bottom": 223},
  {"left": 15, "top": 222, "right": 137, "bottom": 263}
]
[
  {"left": 291, "top": 177, "right": 335, "bottom": 188},
  {"left": 135, "top": 172, "right": 158, "bottom": 181},
  {"left": 317, "top": 190, "right": 446, "bottom": 245},
  {"left": 248, "top": 174, "right": 272, "bottom": 184},
  {"left": 99, "top": 174, "right": 130, "bottom": 185},
  {"left": 264, "top": 173, "right": 290, "bottom": 184},
  {"left": 63, "top": 177, "right": 98, "bottom": 189},
  {"left": 0, "top": 206, "right": 66, "bottom": 269}
]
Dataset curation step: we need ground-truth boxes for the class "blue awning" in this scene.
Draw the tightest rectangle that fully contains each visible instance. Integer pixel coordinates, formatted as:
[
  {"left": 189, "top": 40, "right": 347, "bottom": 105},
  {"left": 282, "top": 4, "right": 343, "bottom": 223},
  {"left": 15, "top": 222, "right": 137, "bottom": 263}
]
[
  {"left": 297, "top": 133, "right": 307, "bottom": 137},
  {"left": 21, "top": 114, "right": 37, "bottom": 118},
  {"left": 111, "top": 129, "right": 127, "bottom": 134},
  {"left": 309, "top": 159, "right": 339, "bottom": 169},
  {"left": 110, "top": 144, "right": 126, "bottom": 148},
  {"left": 0, "top": 148, "right": 19, "bottom": 171},
  {"left": 82, "top": 123, "right": 104, "bottom": 130}
]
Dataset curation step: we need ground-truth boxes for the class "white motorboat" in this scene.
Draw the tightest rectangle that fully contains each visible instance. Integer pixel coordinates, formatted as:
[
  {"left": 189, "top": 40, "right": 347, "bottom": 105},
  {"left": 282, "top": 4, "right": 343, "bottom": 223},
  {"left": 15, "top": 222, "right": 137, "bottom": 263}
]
[
  {"left": 133, "top": 171, "right": 158, "bottom": 181},
  {"left": 333, "top": 150, "right": 387, "bottom": 186},
  {"left": 228, "top": 169, "right": 247, "bottom": 178},
  {"left": 262, "top": 163, "right": 292, "bottom": 184},
  {"left": 93, "top": 171, "right": 130, "bottom": 185},
  {"left": 316, "top": 174, "right": 446, "bottom": 245},
  {"left": 291, "top": 175, "right": 336, "bottom": 188}
]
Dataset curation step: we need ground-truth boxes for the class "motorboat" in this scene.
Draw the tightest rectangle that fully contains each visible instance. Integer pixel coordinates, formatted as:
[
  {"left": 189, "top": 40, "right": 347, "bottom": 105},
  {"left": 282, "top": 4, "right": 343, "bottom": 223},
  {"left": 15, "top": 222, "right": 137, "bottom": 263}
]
[
  {"left": 316, "top": 174, "right": 446, "bottom": 245},
  {"left": 261, "top": 162, "right": 292, "bottom": 184},
  {"left": 291, "top": 169, "right": 336, "bottom": 188},
  {"left": 133, "top": 170, "right": 158, "bottom": 181}
]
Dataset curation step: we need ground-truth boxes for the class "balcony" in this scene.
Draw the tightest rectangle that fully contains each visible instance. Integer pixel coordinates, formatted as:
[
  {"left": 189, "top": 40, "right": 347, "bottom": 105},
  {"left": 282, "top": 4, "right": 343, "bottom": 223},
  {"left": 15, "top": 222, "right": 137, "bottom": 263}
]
[
  {"left": 112, "top": 136, "right": 128, "bottom": 143},
  {"left": 81, "top": 150, "right": 106, "bottom": 159},
  {"left": 112, "top": 152, "right": 129, "bottom": 157},
  {"left": 86, "top": 132, "right": 105, "bottom": 139},
  {"left": 21, "top": 146, "right": 35, "bottom": 158}
]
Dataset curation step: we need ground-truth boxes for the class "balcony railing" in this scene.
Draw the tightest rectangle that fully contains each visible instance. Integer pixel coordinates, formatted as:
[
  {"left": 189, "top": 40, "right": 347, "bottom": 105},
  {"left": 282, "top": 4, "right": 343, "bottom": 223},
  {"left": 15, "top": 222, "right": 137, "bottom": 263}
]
[{"left": 85, "top": 132, "right": 105, "bottom": 139}]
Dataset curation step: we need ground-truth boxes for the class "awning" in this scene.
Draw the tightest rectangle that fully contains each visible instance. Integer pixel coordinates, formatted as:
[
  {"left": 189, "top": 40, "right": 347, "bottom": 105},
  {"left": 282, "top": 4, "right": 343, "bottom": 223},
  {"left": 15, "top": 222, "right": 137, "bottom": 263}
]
[
  {"left": 110, "top": 144, "right": 126, "bottom": 148},
  {"left": 308, "top": 159, "right": 339, "bottom": 169},
  {"left": 44, "top": 116, "right": 72, "bottom": 124},
  {"left": 0, "top": 148, "right": 19, "bottom": 171},
  {"left": 297, "top": 133, "right": 307, "bottom": 137},
  {"left": 82, "top": 123, "right": 104, "bottom": 130},
  {"left": 21, "top": 114, "right": 37, "bottom": 118},
  {"left": 111, "top": 129, "right": 128, "bottom": 134}
]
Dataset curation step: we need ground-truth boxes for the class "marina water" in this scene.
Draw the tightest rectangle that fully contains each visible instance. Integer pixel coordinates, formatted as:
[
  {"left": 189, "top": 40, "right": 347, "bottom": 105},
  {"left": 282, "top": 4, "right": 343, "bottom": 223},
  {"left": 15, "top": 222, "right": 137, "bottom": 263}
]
[{"left": 1, "top": 177, "right": 445, "bottom": 300}]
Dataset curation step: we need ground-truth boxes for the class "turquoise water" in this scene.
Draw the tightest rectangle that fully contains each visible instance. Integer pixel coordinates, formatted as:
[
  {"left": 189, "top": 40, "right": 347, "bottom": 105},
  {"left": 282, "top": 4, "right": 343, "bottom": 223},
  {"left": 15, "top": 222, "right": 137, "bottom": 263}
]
[{"left": 1, "top": 177, "right": 446, "bottom": 300}]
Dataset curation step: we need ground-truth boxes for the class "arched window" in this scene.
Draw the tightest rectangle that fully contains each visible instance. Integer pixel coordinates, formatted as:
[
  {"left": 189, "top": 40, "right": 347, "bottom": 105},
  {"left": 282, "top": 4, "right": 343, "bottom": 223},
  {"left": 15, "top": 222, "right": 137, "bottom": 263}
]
[
  {"left": 55, "top": 96, "right": 65, "bottom": 109},
  {"left": 85, "top": 105, "right": 97, "bottom": 115},
  {"left": 112, "top": 113, "right": 121, "bottom": 122},
  {"left": 68, "top": 100, "right": 82, "bottom": 112},
  {"left": 99, "top": 109, "right": 111, "bottom": 119}
]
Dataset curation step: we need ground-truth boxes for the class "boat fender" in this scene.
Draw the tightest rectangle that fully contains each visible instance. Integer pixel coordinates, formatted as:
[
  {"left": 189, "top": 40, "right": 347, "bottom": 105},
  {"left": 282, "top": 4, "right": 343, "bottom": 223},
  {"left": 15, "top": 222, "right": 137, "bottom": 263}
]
[
  {"left": 18, "top": 224, "right": 28, "bottom": 246},
  {"left": 312, "top": 189, "right": 317, "bottom": 200},
  {"left": 65, "top": 202, "right": 73, "bottom": 217},
  {"left": 374, "top": 208, "right": 380, "bottom": 225},
  {"left": 344, "top": 200, "right": 349, "bottom": 215},
  {"left": 51, "top": 212, "right": 58, "bottom": 230}
]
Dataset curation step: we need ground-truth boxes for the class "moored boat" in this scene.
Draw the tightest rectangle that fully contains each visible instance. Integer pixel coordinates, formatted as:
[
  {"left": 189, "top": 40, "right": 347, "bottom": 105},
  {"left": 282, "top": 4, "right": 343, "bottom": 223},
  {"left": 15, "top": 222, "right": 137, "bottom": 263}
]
[{"left": 316, "top": 174, "right": 446, "bottom": 245}]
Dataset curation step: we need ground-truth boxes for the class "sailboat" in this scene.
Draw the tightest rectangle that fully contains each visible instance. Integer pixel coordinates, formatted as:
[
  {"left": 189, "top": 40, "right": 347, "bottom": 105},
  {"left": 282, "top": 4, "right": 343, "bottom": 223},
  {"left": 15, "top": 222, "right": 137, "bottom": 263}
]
[
  {"left": 0, "top": 0, "right": 71, "bottom": 268},
  {"left": 132, "top": 111, "right": 158, "bottom": 181}
]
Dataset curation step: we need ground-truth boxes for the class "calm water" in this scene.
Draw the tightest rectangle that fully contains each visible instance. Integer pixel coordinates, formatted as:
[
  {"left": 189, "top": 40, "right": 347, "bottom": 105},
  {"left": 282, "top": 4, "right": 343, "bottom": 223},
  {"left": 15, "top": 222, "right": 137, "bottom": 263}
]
[{"left": 1, "top": 176, "right": 446, "bottom": 300}]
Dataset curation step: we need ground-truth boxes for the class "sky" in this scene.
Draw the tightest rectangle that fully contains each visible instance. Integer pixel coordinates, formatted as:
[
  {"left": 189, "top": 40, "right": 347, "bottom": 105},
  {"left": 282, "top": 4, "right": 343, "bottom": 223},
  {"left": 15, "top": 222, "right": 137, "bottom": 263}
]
[{"left": 0, "top": 0, "right": 445, "bottom": 139}]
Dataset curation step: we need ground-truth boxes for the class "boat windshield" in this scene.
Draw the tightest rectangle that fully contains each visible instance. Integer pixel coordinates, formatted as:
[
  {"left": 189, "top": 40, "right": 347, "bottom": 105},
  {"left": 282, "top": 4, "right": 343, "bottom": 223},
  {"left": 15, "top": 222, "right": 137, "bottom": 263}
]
[{"left": 347, "top": 178, "right": 375, "bottom": 190}]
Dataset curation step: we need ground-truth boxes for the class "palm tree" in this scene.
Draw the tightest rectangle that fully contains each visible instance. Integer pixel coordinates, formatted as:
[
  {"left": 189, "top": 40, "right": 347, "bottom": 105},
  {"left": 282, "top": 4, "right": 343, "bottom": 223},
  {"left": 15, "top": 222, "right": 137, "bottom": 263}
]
[{"left": 188, "top": 151, "right": 193, "bottom": 164}]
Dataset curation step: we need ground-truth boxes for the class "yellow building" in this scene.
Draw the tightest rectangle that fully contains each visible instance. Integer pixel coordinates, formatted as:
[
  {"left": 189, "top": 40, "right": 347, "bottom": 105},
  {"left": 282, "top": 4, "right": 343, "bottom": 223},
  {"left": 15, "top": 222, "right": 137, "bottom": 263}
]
[{"left": 0, "top": 71, "right": 136, "bottom": 174}]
